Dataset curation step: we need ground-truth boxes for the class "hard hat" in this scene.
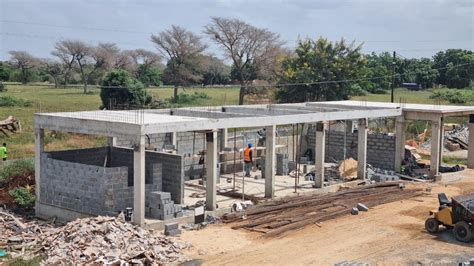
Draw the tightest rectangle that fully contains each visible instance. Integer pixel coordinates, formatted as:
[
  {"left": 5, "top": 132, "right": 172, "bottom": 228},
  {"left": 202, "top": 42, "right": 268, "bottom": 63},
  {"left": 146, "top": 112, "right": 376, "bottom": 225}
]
[{"left": 248, "top": 143, "right": 252, "bottom": 147}]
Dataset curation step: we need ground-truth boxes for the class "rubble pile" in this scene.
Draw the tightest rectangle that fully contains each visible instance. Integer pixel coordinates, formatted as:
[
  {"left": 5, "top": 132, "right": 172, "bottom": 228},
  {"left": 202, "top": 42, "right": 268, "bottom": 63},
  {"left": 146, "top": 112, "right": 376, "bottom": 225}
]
[
  {"left": 0, "top": 210, "right": 188, "bottom": 264},
  {"left": 445, "top": 125, "right": 469, "bottom": 150}
]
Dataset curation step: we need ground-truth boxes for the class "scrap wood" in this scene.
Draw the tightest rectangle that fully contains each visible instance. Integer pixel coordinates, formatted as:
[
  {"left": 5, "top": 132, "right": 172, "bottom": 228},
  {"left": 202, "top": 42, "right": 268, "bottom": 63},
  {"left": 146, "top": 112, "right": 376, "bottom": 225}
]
[
  {"left": 0, "top": 116, "right": 21, "bottom": 137},
  {"left": 396, "top": 173, "right": 430, "bottom": 183},
  {"left": 222, "top": 183, "right": 424, "bottom": 237}
]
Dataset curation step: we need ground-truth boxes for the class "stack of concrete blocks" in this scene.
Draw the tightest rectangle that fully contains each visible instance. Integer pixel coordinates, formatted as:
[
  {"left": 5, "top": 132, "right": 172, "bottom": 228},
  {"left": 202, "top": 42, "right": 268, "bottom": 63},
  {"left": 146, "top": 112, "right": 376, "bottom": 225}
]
[
  {"left": 368, "top": 168, "right": 399, "bottom": 183},
  {"left": 148, "top": 191, "right": 182, "bottom": 220},
  {"left": 276, "top": 153, "right": 289, "bottom": 175}
]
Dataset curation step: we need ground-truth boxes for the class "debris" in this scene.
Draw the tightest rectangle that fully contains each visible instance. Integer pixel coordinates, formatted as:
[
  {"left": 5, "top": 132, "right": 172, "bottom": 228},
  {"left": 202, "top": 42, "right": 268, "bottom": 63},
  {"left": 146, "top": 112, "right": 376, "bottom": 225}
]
[
  {"left": 0, "top": 210, "right": 187, "bottom": 264},
  {"left": 357, "top": 203, "right": 369, "bottom": 212},
  {"left": 222, "top": 183, "right": 423, "bottom": 237},
  {"left": 0, "top": 116, "right": 21, "bottom": 137},
  {"left": 351, "top": 208, "right": 359, "bottom": 215},
  {"left": 338, "top": 158, "right": 358, "bottom": 181},
  {"left": 367, "top": 167, "right": 399, "bottom": 183},
  {"left": 439, "top": 164, "right": 464, "bottom": 173}
]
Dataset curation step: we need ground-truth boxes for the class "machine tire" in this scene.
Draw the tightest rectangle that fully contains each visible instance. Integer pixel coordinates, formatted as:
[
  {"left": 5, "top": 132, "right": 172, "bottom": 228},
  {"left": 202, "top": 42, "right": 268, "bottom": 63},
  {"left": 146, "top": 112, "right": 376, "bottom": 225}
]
[
  {"left": 454, "top": 221, "right": 473, "bottom": 243},
  {"left": 425, "top": 218, "right": 439, "bottom": 233}
]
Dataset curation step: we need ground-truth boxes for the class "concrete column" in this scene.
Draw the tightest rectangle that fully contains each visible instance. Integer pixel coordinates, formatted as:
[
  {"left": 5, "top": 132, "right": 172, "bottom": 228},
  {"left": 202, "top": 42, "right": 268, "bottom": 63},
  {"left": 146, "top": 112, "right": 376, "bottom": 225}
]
[
  {"left": 265, "top": 125, "right": 276, "bottom": 198},
  {"left": 394, "top": 116, "right": 406, "bottom": 173},
  {"left": 219, "top": 128, "right": 228, "bottom": 174},
  {"left": 314, "top": 122, "right": 326, "bottom": 188},
  {"left": 34, "top": 128, "right": 44, "bottom": 214},
  {"left": 108, "top": 137, "right": 116, "bottom": 147},
  {"left": 468, "top": 114, "right": 474, "bottom": 169},
  {"left": 206, "top": 130, "right": 217, "bottom": 211},
  {"left": 133, "top": 135, "right": 146, "bottom": 226},
  {"left": 345, "top": 120, "right": 354, "bottom": 133},
  {"left": 357, "top": 118, "right": 368, "bottom": 179},
  {"left": 171, "top": 132, "right": 177, "bottom": 153},
  {"left": 430, "top": 118, "right": 442, "bottom": 178}
]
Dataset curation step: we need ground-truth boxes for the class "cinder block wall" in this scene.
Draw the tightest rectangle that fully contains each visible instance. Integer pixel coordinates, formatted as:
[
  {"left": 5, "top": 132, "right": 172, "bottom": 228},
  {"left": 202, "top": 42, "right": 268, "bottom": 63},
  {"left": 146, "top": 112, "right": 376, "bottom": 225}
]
[
  {"left": 306, "top": 128, "right": 395, "bottom": 170},
  {"left": 40, "top": 146, "right": 184, "bottom": 218}
]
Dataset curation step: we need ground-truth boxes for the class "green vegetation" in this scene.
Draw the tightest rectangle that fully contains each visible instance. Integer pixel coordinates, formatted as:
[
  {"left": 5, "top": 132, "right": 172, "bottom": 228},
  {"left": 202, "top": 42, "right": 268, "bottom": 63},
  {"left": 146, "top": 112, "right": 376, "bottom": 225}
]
[
  {"left": 430, "top": 88, "right": 474, "bottom": 104},
  {"left": 0, "top": 159, "right": 34, "bottom": 180},
  {"left": 9, "top": 187, "right": 35, "bottom": 209},
  {"left": 100, "top": 69, "right": 152, "bottom": 108},
  {"left": 442, "top": 155, "right": 467, "bottom": 166},
  {"left": 0, "top": 95, "right": 32, "bottom": 107},
  {"left": 0, "top": 82, "right": 5, "bottom": 92}
]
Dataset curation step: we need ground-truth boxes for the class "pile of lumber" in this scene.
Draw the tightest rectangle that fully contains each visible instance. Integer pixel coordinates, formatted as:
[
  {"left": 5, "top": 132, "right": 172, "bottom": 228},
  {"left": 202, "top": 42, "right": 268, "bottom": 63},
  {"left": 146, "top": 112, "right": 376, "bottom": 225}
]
[
  {"left": 0, "top": 116, "right": 21, "bottom": 137},
  {"left": 222, "top": 183, "right": 424, "bottom": 237}
]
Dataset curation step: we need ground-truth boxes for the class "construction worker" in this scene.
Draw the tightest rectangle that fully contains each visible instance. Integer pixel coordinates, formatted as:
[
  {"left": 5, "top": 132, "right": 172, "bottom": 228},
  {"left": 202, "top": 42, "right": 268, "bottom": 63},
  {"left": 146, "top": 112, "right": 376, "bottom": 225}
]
[
  {"left": 0, "top": 143, "right": 7, "bottom": 161},
  {"left": 244, "top": 143, "right": 253, "bottom": 177}
]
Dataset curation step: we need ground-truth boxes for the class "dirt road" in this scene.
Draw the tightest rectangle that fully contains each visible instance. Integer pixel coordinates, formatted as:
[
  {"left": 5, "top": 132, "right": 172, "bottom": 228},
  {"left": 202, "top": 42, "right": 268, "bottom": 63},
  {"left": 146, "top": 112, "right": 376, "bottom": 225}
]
[{"left": 180, "top": 170, "right": 474, "bottom": 265}]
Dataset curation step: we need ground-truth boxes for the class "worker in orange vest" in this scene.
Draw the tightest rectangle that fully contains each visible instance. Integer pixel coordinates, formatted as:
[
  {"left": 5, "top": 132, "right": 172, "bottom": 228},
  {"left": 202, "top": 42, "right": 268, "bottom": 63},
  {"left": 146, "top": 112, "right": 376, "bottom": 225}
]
[{"left": 244, "top": 143, "right": 253, "bottom": 177}]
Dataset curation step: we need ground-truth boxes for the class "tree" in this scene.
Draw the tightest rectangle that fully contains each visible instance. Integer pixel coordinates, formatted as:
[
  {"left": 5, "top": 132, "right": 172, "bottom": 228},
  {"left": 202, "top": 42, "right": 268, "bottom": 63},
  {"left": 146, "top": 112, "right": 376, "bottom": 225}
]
[
  {"left": 8, "top": 51, "right": 38, "bottom": 84},
  {"left": 53, "top": 40, "right": 98, "bottom": 93},
  {"left": 0, "top": 62, "right": 12, "bottom": 81},
  {"left": 41, "top": 59, "right": 63, "bottom": 88},
  {"left": 151, "top": 25, "right": 207, "bottom": 100},
  {"left": 204, "top": 17, "right": 282, "bottom": 104},
  {"left": 100, "top": 69, "right": 152, "bottom": 109},
  {"left": 403, "top": 58, "right": 438, "bottom": 89},
  {"left": 277, "top": 38, "right": 366, "bottom": 103},
  {"left": 136, "top": 65, "right": 161, "bottom": 86},
  {"left": 200, "top": 55, "right": 230, "bottom": 85},
  {"left": 433, "top": 49, "right": 474, "bottom": 88}
]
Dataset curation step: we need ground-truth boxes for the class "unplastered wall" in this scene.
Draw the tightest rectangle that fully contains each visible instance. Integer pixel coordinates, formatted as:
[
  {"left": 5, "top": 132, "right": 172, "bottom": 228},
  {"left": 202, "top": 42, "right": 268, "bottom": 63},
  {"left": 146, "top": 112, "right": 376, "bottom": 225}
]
[
  {"left": 306, "top": 128, "right": 396, "bottom": 170},
  {"left": 40, "top": 147, "right": 184, "bottom": 219}
]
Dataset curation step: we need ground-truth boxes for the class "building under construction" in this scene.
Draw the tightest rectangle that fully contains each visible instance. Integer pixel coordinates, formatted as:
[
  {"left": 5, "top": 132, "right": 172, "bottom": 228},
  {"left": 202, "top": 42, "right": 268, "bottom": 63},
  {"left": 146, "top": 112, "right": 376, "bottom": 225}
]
[{"left": 33, "top": 101, "right": 474, "bottom": 227}]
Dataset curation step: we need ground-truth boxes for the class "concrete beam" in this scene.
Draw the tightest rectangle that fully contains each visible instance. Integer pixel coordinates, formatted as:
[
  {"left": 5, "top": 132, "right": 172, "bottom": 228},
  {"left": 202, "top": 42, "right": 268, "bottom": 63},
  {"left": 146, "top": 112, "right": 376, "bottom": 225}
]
[
  {"left": 133, "top": 136, "right": 146, "bottom": 226},
  {"left": 223, "top": 106, "right": 314, "bottom": 116},
  {"left": 143, "top": 108, "right": 402, "bottom": 135},
  {"left": 357, "top": 118, "right": 368, "bottom": 179},
  {"left": 314, "top": 122, "right": 326, "bottom": 188},
  {"left": 468, "top": 115, "right": 474, "bottom": 169},
  {"left": 264, "top": 125, "right": 276, "bottom": 198},
  {"left": 306, "top": 102, "right": 391, "bottom": 111},
  {"left": 171, "top": 108, "right": 259, "bottom": 118},
  {"left": 394, "top": 116, "right": 406, "bottom": 173},
  {"left": 34, "top": 128, "right": 44, "bottom": 215},
  {"left": 430, "top": 118, "right": 443, "bottom": 178},
  {"left": 206, "top": 131, "right": 217, "bottom": 211}
]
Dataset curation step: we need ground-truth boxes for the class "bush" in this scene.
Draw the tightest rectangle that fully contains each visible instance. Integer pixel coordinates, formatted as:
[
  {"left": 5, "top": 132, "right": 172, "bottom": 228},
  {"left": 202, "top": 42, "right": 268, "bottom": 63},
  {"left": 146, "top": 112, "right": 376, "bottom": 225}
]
[
  {"left": 0, "top": 82, "right": 6, "bottom": 92},
  {"left": 174, "top": 91, "right": 210, "bottom": 104},
  {"left": 100, "top": 69, "right": 152, "bottom": 109},
  {"left": 0, "top": 95, "right": 32, "bottom": 107},
  {"left": 430, "top": 89, "right": 474, "bottom": 104},
  {"left": 0, "top": 159, "right": 34, "bottom": 180},
  {"left": 9, "top": 187, "right": 35, "bottom": 209}
]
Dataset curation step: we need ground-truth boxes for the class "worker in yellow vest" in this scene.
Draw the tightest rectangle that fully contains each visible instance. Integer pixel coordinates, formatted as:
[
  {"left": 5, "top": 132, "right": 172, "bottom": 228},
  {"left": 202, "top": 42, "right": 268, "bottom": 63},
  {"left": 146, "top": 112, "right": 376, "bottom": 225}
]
[
  {"left": 244, "top": 143, "right": 253, "bottom": 177},
  {"left": 0, "top": 143, "right": 7, "bottom": 161}
]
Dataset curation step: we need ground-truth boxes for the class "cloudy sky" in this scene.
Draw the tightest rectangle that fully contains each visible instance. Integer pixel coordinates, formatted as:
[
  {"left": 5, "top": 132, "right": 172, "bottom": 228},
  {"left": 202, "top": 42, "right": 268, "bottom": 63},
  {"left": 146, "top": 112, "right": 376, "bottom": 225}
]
[{"left": 0, "top": 0, "right": 472, "bottom": 61}]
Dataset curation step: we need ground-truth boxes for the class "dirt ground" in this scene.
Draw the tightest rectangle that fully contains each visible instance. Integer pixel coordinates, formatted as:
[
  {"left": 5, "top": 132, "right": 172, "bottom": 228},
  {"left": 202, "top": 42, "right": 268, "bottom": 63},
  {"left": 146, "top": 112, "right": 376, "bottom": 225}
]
[{"left": 178, "top": 170, "right": 474, "bottom": 265}]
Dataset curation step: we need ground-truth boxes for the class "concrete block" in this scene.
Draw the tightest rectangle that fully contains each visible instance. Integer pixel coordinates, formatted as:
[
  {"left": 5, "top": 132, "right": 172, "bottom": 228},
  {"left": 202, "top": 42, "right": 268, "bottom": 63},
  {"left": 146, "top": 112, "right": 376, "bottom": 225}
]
[
  {"left": 165, "top": 223, "right": 179, "bottom": 231},
  {"left": 351, "top": 208, "right": 359, "bottom": 215},
  {"left": 357, "top": 203, "right": 369, "bottom": 212}
]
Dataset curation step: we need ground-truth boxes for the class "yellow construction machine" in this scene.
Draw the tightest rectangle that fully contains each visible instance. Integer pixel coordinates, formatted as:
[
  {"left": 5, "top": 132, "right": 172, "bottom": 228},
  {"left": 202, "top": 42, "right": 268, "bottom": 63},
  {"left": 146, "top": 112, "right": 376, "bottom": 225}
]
[{"left": 425, "top": 193, "right": 474, "bottom": 242}]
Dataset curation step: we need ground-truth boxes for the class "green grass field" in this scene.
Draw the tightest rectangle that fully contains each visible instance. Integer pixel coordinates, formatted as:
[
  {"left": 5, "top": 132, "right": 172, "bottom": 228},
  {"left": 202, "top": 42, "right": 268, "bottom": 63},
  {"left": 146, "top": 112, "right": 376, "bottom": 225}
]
[{"left": 0, "top": 84, "right": 469, "bottom": 159}]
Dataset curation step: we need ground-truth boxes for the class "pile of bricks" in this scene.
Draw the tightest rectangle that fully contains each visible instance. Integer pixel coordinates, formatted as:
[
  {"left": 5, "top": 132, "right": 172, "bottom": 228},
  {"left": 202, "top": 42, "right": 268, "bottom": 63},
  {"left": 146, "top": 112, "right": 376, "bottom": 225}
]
[{"left": 147, "top": 192, "right": 182, "bottom": 220}]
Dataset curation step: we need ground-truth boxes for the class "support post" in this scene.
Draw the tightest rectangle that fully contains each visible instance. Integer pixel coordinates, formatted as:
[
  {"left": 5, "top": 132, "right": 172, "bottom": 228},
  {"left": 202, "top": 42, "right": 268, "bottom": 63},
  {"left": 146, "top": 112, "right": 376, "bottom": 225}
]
[
  {"left": 133, "top": 135, "right": 146, "bottom": 226},
  {"left": 219, "top": 128, "right": 228, "bottom": 174},
  {"left": 34, "top": 128, "right": 44, "bottom": 215},
  {"left": 394, "top": 116, "right": 406, "bottom": 173},
  {"left": 430, "top": 118, "right": 442, "bottom": 178},
  {"left": 468, "top": 114, "right": 474, "bottom": 169},
  {"left": 314, "top": 122, "right": 326, "bottom": 188},
  {"left": 357, "top": 118, "right": 368, "bottom": 179},
  {"left": 265, "top": 125, "right": 276, "bottom": 198},
  {"left": 206, "top": 130, "right": 217, "bottom": 211},
  {"left": 171, "top": 132, "right": 177, "bottom": 154},
  {"left": 108, "top": 137, "right": 116, "bottom": 147}
]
